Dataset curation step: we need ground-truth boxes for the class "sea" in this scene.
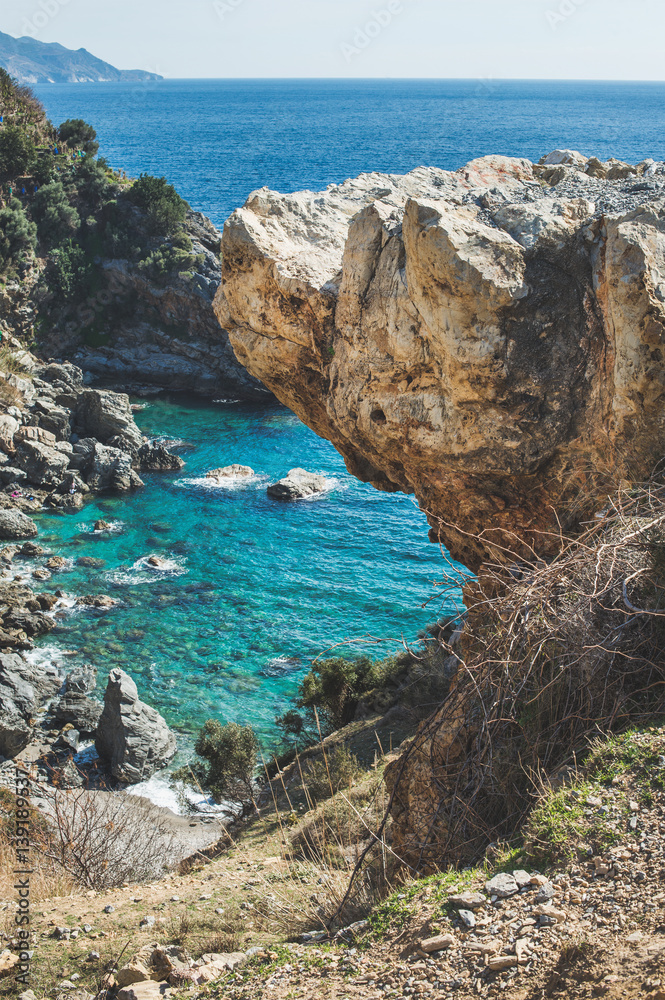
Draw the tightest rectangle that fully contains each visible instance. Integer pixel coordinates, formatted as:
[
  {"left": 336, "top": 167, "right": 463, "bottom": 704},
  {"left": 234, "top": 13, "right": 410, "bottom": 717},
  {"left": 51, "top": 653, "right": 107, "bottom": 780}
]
[{"left": 25, "top": 79, "right": 665, "bottom": 803}]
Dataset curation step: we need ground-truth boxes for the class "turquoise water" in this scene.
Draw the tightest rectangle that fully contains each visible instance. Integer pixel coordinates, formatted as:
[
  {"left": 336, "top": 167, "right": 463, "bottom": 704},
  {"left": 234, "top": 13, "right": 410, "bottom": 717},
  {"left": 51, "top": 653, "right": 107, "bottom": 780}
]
[{"left": 32, "top": 397, "right": 464, "bottom": 744}]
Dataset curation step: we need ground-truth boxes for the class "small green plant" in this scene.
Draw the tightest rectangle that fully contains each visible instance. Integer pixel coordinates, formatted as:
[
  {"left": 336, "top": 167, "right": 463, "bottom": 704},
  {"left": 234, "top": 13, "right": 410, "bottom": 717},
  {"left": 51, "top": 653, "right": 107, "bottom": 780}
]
[{"left": 173, "top": 720, "right": 260, "bottom": 805}]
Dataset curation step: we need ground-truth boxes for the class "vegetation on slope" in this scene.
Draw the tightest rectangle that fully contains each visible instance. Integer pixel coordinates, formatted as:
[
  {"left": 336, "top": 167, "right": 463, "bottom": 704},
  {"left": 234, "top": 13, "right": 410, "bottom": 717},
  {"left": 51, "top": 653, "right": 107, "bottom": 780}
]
[{"left": 0, "top": 68, "right": 204, "bottom": 349}]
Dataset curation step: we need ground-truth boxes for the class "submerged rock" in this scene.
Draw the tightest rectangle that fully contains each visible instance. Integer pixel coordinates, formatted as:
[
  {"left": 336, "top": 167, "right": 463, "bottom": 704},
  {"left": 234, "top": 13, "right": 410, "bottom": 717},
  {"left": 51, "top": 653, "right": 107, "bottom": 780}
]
[
  {"left": 266, "top": 468, "right": 328, "bottom": 501},
  {"left": 95, "top": 668, "right": 177, "bottom": 783}
]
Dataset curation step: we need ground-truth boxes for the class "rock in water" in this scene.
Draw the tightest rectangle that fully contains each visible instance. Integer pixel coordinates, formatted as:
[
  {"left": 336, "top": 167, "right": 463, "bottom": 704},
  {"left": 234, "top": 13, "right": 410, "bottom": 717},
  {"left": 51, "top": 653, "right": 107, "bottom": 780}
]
[
  {"left": 267, "top": 468, "right": 328, "bottom": 501},
  {"left": 95, "top": 668, "right": 177, "bottom": 783},
  {"left": 206, "top": 465, "right": 254, "bottom": 478},
  {"left": 215, "top": 154, "right": 665, "bottom": 569},
  {"left": 0, "top": 510, "right": 38, "bottom": 541},
  {"left": 138, "top": 443, "right": 185, "bottom": 472}
]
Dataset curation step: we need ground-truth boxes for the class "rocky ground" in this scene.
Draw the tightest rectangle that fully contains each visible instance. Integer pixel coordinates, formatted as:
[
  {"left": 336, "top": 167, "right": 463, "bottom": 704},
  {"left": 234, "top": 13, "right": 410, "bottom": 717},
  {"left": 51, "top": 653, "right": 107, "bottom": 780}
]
[{"left": 0, "top": 726, "right": 663, "bottom": 1000}]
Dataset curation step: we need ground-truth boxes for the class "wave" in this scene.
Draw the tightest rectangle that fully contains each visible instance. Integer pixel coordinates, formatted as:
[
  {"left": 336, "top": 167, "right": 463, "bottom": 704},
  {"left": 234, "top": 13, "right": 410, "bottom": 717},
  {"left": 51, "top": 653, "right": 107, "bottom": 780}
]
[
  {"left": 127, "top": 771, "right": 240, "bottom": 820},
  {"left": 176, "top": 473, "right": 268, "bottom": 493},
  {"left": 104, "top": 554, "right": 188, "bottom": 586}
]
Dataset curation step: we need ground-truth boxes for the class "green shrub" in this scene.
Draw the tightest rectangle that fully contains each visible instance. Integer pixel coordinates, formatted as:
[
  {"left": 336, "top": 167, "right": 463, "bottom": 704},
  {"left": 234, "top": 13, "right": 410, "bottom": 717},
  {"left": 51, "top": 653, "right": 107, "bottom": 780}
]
[
  {"left": 58, "top": 119, "right": 99, "bottom": 156},
  {"left": 304, "top": 746, "right": 362, "bottom": 802},
  {"left": 73, "top": 156, "right": 113, "bottom": 211},
  {"left": 47, "top": 239, "right": 96, "bottom": 301},
  {"left": 0, "top": 198, "right": 37, "bottom": 269},
  {"left": 173, "top": 720, "right": 259, "bottom": 805},
  {"left": 0, "top": 125, "right": 35, "bottom": 182},
  {"left": 128, "top": 174, "right": 188, "bottom": 236},
  {"left": 137, "top": 244, "right": 203, "bottom": 282},
  {"left": 31, "top": 181, "right": 80, "bottom": 245}
]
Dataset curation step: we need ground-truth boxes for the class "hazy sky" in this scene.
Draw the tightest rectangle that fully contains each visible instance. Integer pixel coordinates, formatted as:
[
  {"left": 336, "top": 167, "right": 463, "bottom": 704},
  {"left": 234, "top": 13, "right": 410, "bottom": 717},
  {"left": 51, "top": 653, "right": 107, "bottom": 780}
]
[{"left": 1, "top": 0, "right": 662, "bottom": 80}]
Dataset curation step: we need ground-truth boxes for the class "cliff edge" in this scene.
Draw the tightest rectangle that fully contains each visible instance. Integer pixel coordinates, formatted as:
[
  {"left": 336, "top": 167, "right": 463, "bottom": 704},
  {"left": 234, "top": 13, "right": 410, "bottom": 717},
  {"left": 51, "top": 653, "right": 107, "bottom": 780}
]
[{"left": 214, "top": 151, "right": 665, "bottom": 569}]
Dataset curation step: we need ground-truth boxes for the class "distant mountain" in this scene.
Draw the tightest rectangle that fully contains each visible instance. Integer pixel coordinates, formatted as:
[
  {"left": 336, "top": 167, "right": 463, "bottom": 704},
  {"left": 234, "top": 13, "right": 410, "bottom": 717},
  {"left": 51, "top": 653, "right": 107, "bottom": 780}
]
[{"left": 0, "top": 31, "right": 163, "bottom": 84}]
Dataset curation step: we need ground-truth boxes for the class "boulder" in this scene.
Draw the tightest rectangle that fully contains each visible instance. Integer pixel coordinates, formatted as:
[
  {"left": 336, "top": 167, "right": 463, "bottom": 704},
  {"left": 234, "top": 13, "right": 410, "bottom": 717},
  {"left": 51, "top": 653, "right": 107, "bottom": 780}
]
[
  {"left": 95, "top": 669, "right": 177, "bottom": 783},
  {"left": 206, "top": 465, "right": 254, "bottom": 478},
  {"left": 0, "top": 414, "right": 19, "bottom": 454},
  {"left": 0, "top": 467, "right": 27, "bottom": 486},
  {"left": 86, "top": 443, "right": 144, "bottom": 492},
  {"left": 31, "top": 399, "right": 72, "bottom": 441},
  {"left": 0, "top": 510, "right": 38, "bottom": 540},
  {"left": 137, "top": 443, "right": 185, "bottom": 472},
  {"left": 0, "top": 651, "right": 62, "bottom": 757},
  {"left": 15, "top": 439, "right": 70, "bottom": 487},
  {"left": 216, "top": 153, "right": 665, "bottom": 569},
  {"left": 266, "top": 468, "right": 328, "bottom": 501},
  {"left": 75, "top": 389, "right": 144, "bottom": 454}
]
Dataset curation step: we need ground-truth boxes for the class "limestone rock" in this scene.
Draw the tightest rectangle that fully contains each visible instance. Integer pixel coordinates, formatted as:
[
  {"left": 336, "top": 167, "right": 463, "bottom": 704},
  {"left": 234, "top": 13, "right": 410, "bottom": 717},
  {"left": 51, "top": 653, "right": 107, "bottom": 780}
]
[
  {"left": 85, "top": 443, "right": 143, "bottom": 492},
  {"left": 0, "top": 414, "right": 19, "bottom": 454},
  {"left": 0, "top": 510, "right": 37, "bottom": 540},
  {"left": 75, "top": 389, "right": 144, "bottom": 454},
  {"left": 267, "top": 468, "right": 328, "bottom": 501},
  {"left": 15, "top": 439, "right": 69, "bottom": 487},
  {"left": 95, "top": 668, "right": 177, "bottom": 783},
  {"left": 485, "top": 873, "right": 520, "bottom": 898},
  {"left": 206, "top": 464, "right": 254, "bottom": 478},
  {"left": 0, "top": 650, "right": 61, "bottom": 757},
  {"left": 216, "top": 154, "right": 665, "bottom": 569},
  {"left": 420, "top": 933, "right": 455, "bottom": 953}
]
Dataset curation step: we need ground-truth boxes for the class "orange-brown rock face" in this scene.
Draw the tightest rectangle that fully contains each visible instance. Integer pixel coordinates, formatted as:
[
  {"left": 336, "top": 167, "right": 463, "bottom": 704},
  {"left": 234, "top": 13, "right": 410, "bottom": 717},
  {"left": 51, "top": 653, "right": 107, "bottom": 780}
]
[{"left": 215, "top": 154, "right": 665, "bottom": 569}]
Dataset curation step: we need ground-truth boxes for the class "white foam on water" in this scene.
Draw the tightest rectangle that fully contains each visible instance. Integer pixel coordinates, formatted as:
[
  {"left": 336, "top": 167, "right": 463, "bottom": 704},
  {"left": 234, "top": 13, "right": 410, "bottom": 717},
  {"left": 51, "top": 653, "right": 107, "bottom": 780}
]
[
  {"left": 80, "top": 521, "right": 125, "bottom": 536},
  {"left": 176, "top": 473, "right": 267, "bottom": 493},
  {"left": 127, "top": 772, "right": 235, "bottom": 819},
  {"left": 105, "top": 554, "right": 188, "bottom": 587},
  {"left": 23, "top": 642, "right": 67, "bottom": 672}
]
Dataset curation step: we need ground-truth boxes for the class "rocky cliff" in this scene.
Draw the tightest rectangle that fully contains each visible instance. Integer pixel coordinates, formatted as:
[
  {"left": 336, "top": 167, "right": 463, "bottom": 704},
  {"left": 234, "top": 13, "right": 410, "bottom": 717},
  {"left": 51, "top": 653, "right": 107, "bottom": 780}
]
[
  {"left": 36, "top": 212, "right": 268, "bottom": 400},
  {"left": 215, "top": 151, "right": 665, "bottom": 569}
]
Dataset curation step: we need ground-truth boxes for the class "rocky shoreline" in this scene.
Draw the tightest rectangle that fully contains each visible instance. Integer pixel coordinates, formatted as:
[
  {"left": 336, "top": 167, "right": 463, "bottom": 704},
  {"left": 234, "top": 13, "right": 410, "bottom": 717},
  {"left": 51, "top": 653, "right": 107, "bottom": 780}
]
[{"left": 0, "top": 350, "right": 197, "bottom": 834}]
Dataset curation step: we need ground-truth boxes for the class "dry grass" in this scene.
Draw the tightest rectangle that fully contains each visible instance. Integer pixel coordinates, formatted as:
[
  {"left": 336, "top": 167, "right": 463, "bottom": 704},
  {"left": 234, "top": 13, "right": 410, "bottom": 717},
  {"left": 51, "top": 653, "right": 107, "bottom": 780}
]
[{"left": 380, "top": 478, "right": 665, "bottom": 871}]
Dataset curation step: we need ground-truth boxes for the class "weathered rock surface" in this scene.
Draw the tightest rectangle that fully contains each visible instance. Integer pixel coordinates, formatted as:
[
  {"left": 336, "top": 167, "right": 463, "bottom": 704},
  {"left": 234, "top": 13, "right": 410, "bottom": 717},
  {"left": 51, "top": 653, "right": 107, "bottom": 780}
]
[
  {"left": 74, "top": 389, "right": 144, "bottom": 454},
  {"left": 216, "top": 152, "right": 665, "bottom": 568},
  {"left": 267, "top": 468, "right": 328, "bottom": 501},
  {"left": 0, "top": 650, "right": 61, "bottom": 757},
  {"left": 0, "top": 509, "right": 37, "bottom": 540},
  {"left": 49, "top": 665, "right": 102, "bottom": 736},
  {"left": 95, "top": 668, "right": 177, "bottom": 783}
]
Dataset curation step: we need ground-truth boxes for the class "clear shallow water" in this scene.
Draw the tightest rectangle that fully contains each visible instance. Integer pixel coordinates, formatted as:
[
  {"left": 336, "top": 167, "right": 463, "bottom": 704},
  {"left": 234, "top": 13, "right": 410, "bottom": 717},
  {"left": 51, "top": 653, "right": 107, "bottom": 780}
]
[
  {"left": 29, "top": 397, "right": 464, "bottom": 746},
  {"left": 33, "top": 79, "right": 665, "bottom": 228}
]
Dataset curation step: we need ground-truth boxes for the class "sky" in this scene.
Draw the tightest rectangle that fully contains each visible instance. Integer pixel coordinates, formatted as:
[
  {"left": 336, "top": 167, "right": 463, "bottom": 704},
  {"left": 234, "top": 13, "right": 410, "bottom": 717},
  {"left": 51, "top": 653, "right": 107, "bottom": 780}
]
[{"left": 0, "top": 0, "right": 662, "bottom": 80}]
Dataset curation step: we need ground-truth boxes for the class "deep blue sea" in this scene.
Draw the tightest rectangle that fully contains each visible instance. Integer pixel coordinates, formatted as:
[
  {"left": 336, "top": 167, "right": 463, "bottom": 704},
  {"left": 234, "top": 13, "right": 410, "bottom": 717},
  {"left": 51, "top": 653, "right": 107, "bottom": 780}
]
[
  {"left": 33, "top": 79, "right": 665, "bottom": 228},
  {"left": 23, "top": 80, "right": 663, "bottom": 793}
]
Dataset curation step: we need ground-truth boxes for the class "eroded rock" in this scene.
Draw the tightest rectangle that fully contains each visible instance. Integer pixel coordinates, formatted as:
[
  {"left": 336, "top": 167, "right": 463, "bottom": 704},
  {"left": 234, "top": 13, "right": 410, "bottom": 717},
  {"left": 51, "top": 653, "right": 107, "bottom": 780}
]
[
  {"left": 95, "top": 668, "right": 177, "bottom": 783},
  {"left": 216, "top": 154, "right": 665, "bottom": 568}
]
